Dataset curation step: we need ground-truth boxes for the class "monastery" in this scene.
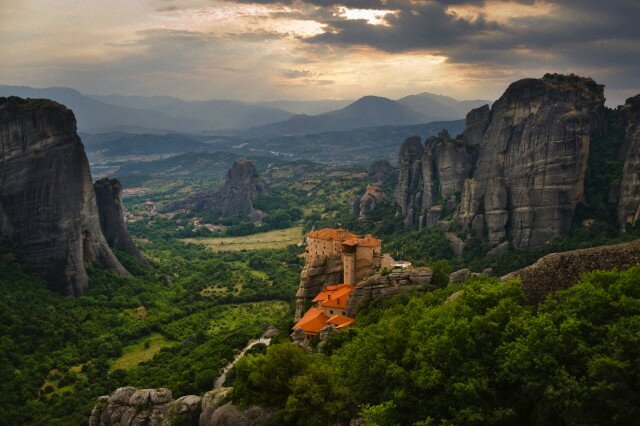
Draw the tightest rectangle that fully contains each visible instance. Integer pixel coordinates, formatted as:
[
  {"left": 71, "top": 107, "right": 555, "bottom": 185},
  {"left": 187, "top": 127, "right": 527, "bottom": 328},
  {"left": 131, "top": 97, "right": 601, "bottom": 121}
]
[{"left": 293, "top": 228, "right": 401, "bottom": 336}]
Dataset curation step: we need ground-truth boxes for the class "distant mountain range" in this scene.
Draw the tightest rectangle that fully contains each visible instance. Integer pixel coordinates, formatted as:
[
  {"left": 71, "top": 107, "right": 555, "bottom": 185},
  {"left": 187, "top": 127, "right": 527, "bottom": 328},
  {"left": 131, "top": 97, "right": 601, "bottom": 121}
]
[
  {"left": 0, "top": 85, "right": 488, "bottom": 136},
  {"left": 246, "top": 94, "right": 489, "bottom": 137}
]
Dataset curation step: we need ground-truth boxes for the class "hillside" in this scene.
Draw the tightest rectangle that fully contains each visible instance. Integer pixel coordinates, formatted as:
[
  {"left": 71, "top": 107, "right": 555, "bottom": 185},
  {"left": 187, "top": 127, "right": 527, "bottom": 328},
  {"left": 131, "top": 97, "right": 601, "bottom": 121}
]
[
  {"left": 0, "top": 86, "right": 214, "bottom": 133},
  {"left": 93, "top": 94, "right": 294, "bottom": 131},
  {"left": 246, "top": 94, "right": 487, "bottom": 137}
]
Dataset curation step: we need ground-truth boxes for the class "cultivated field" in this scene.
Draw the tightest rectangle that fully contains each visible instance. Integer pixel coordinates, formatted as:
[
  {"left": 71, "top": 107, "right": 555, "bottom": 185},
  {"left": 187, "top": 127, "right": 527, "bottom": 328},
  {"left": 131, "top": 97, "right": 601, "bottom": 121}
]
[{"left": 183, "top": 226, "right": 303, "bottom": 252}]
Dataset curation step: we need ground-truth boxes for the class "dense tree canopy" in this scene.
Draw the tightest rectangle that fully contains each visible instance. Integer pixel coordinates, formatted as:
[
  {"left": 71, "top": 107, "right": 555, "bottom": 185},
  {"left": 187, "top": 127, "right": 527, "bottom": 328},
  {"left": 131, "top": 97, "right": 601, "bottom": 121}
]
[{"left": 231, "top": 268, "right": 640, "bottom": 425}]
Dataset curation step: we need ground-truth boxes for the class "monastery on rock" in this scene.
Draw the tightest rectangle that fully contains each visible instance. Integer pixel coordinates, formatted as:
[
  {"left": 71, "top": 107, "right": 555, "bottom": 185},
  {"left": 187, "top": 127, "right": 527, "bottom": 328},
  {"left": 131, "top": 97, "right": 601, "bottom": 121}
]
[{"left": 293, "top": 228, "right": 398, "bottom": 336}]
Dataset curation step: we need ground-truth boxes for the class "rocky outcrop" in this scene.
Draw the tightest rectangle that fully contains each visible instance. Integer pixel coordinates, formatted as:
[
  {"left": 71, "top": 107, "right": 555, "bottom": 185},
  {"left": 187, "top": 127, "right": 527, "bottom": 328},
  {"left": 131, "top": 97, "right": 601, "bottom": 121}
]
[
  {"left": 347, "top": 267, "right": 434, "bottom": 313},
  {"left": 357, "top": 183, "right": 384, "bottom": 218},
  {"left": 0, "top": 97, "right": 128, "bottom": 296},
  {"left": 618, "top": 95, "right": 640, "bottom": 227},
  {"left": 502, "top": 238, "right": 640, "bottom": 304},
  {"left": 459, "top": 104, "right": 491, "bottom": 146},
  {"left": 94, "top": 178, "right": 147, "bottom": 264},
  {"left": 393, "top": 136, "right": 424, "bottom": 227},
  {"left": 394, "top": 74, "right": 606, "bottom": 251},
  {"left": 160, "top": 159, "right": 268, "bottom": 219},
  {"left": 458, "top": 75, "right": 605, "bottom": 250},
  {"left": 421, "top": 129, "right": 475, "bottom": 228},
  {"left": 295, "top": 254, "right": 344, "bottom": 319},
  {"left": 367, "top": 159, "right": 395, "bottom": 183},
  {"left": 90, "top": 387, "right": 275, "bottom": 426}
]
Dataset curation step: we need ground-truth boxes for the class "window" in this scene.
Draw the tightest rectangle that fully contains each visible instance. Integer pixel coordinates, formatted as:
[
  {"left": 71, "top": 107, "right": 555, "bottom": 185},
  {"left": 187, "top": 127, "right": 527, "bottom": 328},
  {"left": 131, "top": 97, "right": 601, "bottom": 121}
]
[{"left": 330, "top": 310, "right": 333, "bottom": 314}]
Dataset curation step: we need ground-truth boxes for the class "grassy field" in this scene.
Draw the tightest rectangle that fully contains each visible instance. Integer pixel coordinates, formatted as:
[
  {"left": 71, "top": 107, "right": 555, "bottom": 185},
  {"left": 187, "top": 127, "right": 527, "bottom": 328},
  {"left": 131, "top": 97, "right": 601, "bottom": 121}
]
[
  {"left": 182, "top": 226, "right": 303, "bottom": 252},
  {"left": 111, "top": 333, "right": 173, "bottom": 371},
  {"left": 208, "top": 301, "right": 290, "bottom": 334}
]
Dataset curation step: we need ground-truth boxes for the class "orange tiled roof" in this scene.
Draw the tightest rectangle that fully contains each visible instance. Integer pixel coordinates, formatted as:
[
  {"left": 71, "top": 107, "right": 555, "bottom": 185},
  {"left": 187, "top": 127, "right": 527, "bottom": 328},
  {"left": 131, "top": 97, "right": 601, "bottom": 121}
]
[
  {"left": 292, "top": 307, "right": 330, "bottom": 334},
  {"left": 358, "top": 234, "right": 381, "bottom": 247},
  {"left": 308, "top": 228, "right": 359, "bottom": 242},
  {"left": 321, "top": 285, "right": 354, "bottom": 309},
  {"left": 327, "top": 315, "right": 355, "bottom": 329},
  {"left": 342, "top": 237, "right": 360, "bottom": 246},
  {"left": 312, "top": 283, "right": 352, "bottom": 303}
]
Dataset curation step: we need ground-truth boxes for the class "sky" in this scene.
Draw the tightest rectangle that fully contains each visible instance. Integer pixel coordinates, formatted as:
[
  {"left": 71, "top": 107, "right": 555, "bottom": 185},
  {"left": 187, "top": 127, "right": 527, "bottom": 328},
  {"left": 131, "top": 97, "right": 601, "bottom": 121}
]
[{"left": 1, "top": 0, "right": 639, "bottom": 105}]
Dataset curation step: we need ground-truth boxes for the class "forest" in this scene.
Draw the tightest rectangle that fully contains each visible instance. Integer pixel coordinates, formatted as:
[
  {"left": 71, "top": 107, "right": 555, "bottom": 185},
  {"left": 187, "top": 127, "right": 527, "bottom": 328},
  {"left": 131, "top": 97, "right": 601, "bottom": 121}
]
[
  {"left": 230, "top": 267, "right": 640, "bottom": 425},
  {"left": 0, "top": 239, "right": 301, "bottom": 424}
]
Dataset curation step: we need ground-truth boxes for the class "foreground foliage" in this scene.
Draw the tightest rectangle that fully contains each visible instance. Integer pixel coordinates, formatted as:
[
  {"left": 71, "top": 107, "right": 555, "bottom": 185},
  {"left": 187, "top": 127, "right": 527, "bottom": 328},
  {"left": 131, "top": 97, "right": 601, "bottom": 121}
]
[
  {"left": 231, "top": 268, "right": 640, "bottom": 425},
  {"left": 0, "top": 241, "right": 299, "bottom": 425}
]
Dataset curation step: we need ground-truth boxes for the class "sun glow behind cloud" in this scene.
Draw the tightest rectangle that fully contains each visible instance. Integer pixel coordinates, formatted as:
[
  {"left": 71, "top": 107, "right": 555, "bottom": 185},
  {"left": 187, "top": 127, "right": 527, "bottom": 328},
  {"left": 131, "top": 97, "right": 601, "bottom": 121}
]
[
  {"left": 0, "top": 0, "right": 637, "bottom": 104},
  {"left": 336, "top": 7, "right": 396, "bottom": 26}
]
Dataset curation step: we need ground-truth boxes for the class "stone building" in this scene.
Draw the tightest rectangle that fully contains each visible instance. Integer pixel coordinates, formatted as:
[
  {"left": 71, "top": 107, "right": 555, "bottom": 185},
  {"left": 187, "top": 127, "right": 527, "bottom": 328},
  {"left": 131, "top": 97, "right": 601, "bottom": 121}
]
[{"left": 304, "top": 228, "right": 382, "bottom": 285}]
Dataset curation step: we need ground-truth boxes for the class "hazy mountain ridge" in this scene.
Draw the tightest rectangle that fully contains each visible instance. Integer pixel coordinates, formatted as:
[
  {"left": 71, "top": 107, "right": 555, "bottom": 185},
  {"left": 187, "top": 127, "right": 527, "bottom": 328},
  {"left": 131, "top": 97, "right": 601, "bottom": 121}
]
[
  {"left": 246, "top": 93, "right": 488, "bottom": 136},
  {"left": 0, "top": 85, "right": 486, "bottom": 137}
]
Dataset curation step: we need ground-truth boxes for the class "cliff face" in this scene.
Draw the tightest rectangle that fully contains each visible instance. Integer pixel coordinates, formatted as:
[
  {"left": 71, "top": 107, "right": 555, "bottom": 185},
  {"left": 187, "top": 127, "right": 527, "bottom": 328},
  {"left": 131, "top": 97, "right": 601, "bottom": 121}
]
[
  {"left": 294, "top": 255, "right": 344, "bottom": 320},
  {"left": 160, "top": 159, "right": 268, "bottom": 218},
  {"left": 618, "top": 95, "right": 640, "bottom": 227},
  {"left": 394, "top": 75, "right": 606, "bottom": 250},
  {"left": 94, "top": 178, "right": 147, "bottom": 264},
  {"left": 393, "top": 136, "right": 424, "bottom": 227},
  {"left": 0, "top": 98, "right": 127, "bottom": 296},
  {"left": 421, "top": 129, "right": 475, "bottom": 228}
]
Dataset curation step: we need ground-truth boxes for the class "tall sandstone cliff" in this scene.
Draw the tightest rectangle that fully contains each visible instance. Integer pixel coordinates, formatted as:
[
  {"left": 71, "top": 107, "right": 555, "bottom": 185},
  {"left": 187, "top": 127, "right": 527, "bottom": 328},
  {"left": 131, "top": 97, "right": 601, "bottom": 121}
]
[
  {"left": 0, "top": 98, "right": 128, "bottom": 296},
  {"left": 618, "top": 95, "right": 640, "bottom": 227},
  {"left": 94, "top": 178, "right": 147, "bottom": 264},
  {"left": 160, "top": 159, "right": 268, "bottom": 218},
  {"left": 395, "top": 74, "right": 606, "bottom": 250}
]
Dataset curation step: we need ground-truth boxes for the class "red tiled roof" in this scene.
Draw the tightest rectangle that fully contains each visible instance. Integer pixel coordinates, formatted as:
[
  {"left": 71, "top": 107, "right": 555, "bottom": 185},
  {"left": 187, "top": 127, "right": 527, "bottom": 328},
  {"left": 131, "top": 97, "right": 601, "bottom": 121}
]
[
  {"left": 312, "top": 284, "right": 354, "bottom": 308},
  {"left": 321, "top": 285, "right": 354, "bottom": 309},
  {"left": 327, "top": 315, "right": 355, "bottom": 329},
  {"left": 292, "top": 308, "right": 330, "bottom": 335},
  {"left": 342, "top": 237, "right": 360, "bottom": 246},
  {"left": 308, "top": 228, "right": 359, "bottom": 242}
]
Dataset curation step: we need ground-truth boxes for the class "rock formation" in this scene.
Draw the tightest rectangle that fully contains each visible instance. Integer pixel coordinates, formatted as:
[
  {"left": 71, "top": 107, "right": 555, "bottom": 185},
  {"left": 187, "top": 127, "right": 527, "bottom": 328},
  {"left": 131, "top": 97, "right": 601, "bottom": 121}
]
[
  {"left": 421, "top": 129, "right": 475, "bottom": 228},
  {"left": 367, "top": 159, "right": 395, "bottom": 183},
  {"left": 503, "top": 238, "right": 640, "bottom": 304},
  {"left": 160, "top": 159, "right": 268, "bottom": 219},
  {"left": 347, "top": 267, "right": 434, "bottom": 313},
  {"left": 393, "top": 135, "right": 424, "bottom": 227},
  {"left": 618, "top": 95, "right": 640, "bottom": 227},
  {"left": 0, "top": 97, "right": 128, "bottom": 296},
  {"left": 357, "top": 183, "right": 384, "bottom": 218},
  {"left": 94, "top": 178, "right": 147, "bottom": 264},
  {"left": 394, "top": 74, "right": 606, "bottom": 250},
  {"left": 90, "top": 387, "right": 276, "bottom": 426},
  {"left": 295, "top": 254, "right": 345, "bottom": 319}
]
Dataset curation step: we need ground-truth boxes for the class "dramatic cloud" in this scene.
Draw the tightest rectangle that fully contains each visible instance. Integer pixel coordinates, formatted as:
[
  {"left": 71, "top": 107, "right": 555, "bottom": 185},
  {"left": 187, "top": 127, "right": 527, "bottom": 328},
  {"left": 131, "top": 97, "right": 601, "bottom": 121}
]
[{"left": 0, "top": 0, "right": 638, "bottom": 104}]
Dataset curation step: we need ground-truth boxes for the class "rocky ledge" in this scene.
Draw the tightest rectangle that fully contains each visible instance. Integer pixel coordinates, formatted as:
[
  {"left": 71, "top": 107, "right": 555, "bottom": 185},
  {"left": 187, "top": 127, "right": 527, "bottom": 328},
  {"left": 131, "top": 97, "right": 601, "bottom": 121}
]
[
  {"left": 347, "top": 267, "right": 434, "bottom": 313},
  {"left": 503, "top": 238, "right": 640, "bottom": 304},
  {"left": 90, "top": 387, "right": 276, "bottom": 426}
]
